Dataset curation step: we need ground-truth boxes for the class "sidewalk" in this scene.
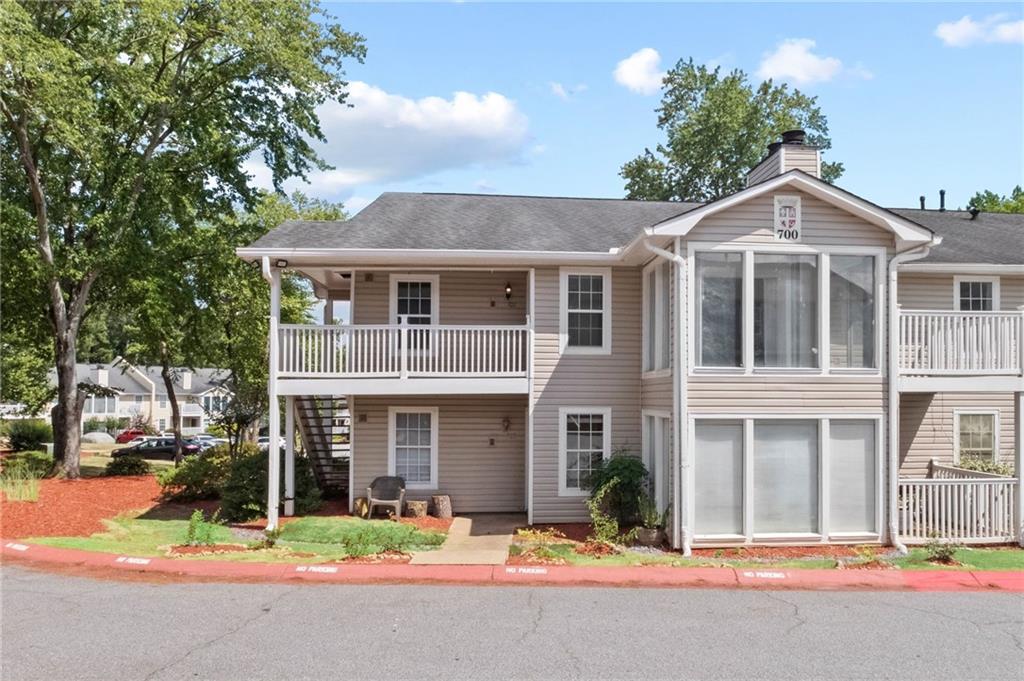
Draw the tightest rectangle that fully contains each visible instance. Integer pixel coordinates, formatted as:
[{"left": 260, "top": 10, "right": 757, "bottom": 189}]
[
  {"left": 4, "top": 541, "right": 1022, "bottom": 591},
  {"left": 410, "top": 514, "right": 520, "bottom": 565}
]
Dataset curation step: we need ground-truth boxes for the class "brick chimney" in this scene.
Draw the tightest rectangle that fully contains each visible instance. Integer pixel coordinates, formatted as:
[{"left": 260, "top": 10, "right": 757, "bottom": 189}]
[{"left": 746, "top": 130, "right": 821, "bottom": 186}]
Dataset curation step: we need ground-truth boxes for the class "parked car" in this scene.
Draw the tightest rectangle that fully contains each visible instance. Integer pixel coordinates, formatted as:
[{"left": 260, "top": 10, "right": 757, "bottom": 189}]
[
  {"left": 115, "top": 428, "right": 148, "bottom": 444},
  {"left": 257, "top": 436, "right": 287, "bottom": 451},
  {"left": 112, "top": 437, "right": 200, "bottom": 460}
]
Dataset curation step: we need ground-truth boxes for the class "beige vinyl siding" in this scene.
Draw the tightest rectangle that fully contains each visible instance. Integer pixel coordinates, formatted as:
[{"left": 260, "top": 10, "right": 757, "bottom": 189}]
[
  {"left": 687, "top": 375, "right": 887, "bottom": 413},
  {"left": 898, "top": 273, "right": 1024, "bottom": 310},
  {"left": 351, "top": 395, "right": 527, "bottom": 513},
  {"left": 352, "top": 270, "right": 529, "bottom": 325},
  {"left": 780, "top": 146, "right": 819, "bottom": 176},
  {"left": 899, "top": 392, "right": 1016, "bottom": 477},
  {"left": 532, "top": 266, "right": 643, "bottom": 522},
  {"left": 688, "top": 190, "right": 893, "bottom": 248}
]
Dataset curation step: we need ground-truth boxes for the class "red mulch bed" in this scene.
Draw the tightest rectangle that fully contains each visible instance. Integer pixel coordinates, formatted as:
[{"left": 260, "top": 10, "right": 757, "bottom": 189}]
[
  {"left": 692, "top": 545, "right": 863, "bottom": 559},
  {"left": 507, "top": 549, "right": 568, "bottom": 566},
  {"left": 399, "top": 516, "right": 453, "bottom": 532},
  {"left": 1, "top": 476, "right": 163, "bottom": 539},
  {"left": 167, "top": 544, "right": 251, "bottom": 556},
  {"left": 334, "top": 551, "right": 411, "bottom": 564}
]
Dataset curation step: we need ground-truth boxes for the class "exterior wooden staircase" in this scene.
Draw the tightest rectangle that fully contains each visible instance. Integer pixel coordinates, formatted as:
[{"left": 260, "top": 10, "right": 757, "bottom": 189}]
[{"left": 294, "top": 396, "right": 350, "bottom": 498}]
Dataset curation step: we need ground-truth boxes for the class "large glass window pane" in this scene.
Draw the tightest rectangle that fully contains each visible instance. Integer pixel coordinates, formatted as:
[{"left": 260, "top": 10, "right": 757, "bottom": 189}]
[
  {"left": 394, "top": 411, "right": 433, "bottom": 484},
  {"left": 753, "top": 421, "right": 818, "bottom": 533},
  {"left": 696, "top": 253, "right": 742, "bottom": 367},
  {"left": 695, "top": 421, "right": 744, "bottom": 535},
  {"left": 565, "top": 412, "right": 604, "bottom": 490},
  {"left": 958, "top": 281, "right": 994, "bottom": 311},
  {"left": 567, "top": 275, "right": 604, "bottom": 348},
  {"left": 830, "top": 421, "right": 876, "bottom": 533},
  {"left": 958, "top": 413, "right": 996, "bottom": 461},
  {"left": 830, "top": 255, "right": 875, "bottom": 368},
  {"left": 754, "top": 254, "right": 818, "bottom": 368}
]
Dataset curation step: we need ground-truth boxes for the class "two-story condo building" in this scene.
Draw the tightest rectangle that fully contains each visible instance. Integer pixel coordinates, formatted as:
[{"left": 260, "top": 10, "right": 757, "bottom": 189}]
[{"left": 238, "top": 131, "right": 1023, "bottom": 552}]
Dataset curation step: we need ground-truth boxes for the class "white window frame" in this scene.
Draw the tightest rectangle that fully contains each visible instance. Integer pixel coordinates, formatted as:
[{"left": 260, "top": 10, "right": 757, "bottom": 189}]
[
  {"left": 687, "top": 242, "right": 885, "bottom": 377},
  {"left": 688, "top": 414, "right": 884, "bottom": 544},
  {"left": 953, "top": 276, "right": 1000, "bottom": 311},
  {"left": 387, "top": 406, "right": 439, "bottom": 490},
  {"left": 389, "top": 274, "right": 440, "bottom": 326},
  {"left": 558, "top": 406, "right": 612, "bottom": 497},
  {"left": 642, "top": 259, "right": 671, "bottom": 376},
  {"left": 642, "top": 409, "right": 671, "bottom": 512},
  {"left": 953, "top": 409, "right": 1000, "bottom": 464},
  {"left": 559, "top": 267, "right": 612, "bottom": 355}
]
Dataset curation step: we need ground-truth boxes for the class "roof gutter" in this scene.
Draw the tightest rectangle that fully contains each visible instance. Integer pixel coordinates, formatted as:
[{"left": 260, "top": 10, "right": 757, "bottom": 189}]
[
  {"left": 886, "top": 235, "right": 940, "bottom": 554},
  {"left": 645, "top": 238, "right": 690, "bottom": 555}
]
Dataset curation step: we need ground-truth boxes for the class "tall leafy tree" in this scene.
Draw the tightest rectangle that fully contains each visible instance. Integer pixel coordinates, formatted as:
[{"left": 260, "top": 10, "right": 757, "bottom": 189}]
[
  {"left": 621, "top": 58, "right": 842, "bottom": 203},
  {"left": 967, "top": 186, "right": 1024, "bottom": 214},
  {"left": 0, "top": 1, "right": 364, "bottom": 476}
]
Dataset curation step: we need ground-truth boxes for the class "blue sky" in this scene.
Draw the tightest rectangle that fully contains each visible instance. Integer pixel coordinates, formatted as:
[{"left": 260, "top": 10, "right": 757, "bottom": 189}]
[{"left": 257, "top": 3, "right": 1024, "bottom": 213}]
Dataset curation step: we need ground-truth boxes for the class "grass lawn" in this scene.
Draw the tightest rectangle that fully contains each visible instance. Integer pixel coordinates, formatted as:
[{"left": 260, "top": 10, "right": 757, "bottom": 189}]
[
  {"left": 79, "top": 450, "right": 174, "bottom": 478},
  {"left": 30, "top": 514, "right": 447, "bottom": 564},
  {"left": 892, "top": 547, "right": 1024, "bottom": 571}
]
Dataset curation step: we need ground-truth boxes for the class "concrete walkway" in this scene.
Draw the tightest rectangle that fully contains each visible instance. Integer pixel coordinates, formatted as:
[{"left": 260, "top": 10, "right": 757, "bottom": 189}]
[{"left": 410, "top": 513, "right": 523, "bottom": 565}]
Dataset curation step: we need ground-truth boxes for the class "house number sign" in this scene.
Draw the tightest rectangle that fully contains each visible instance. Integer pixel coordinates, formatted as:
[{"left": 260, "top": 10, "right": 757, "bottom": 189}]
[{"left": 773, "top": 195, "right": 802, "bottom": 242}]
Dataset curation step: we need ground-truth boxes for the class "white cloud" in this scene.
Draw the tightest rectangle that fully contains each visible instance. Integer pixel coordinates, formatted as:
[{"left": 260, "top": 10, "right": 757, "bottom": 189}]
[
  {"left": 474, "top": 179, "right": 497, "bottom": 193},
  {"left": 757, "top": 39, "right": 842, "bottom": 84},
  {"left": 935, "top": 14, "right": 1024, "bottom": 47},
  {"left": 549, "top": 82, "right": 588, "bottom": 101},
  {"left": 613, "top": 48, "right": 665, "bottom": 95}
]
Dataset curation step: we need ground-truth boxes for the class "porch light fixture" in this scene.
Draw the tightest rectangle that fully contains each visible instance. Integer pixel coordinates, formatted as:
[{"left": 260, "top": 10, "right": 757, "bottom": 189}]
[
  {"left": 504, "top": 282, "right": 512, "bottom": 301},
  {"left": 275, "top": 259, "right": 288, "bottom": 268},
  {"left": 501, "top": 416, "right": 511, "bottom": 432}
]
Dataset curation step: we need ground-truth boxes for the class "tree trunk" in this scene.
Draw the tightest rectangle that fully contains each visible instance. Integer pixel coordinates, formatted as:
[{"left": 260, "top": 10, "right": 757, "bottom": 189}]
[
  {"left": 160, "top": 351, "right": 184, "bottom": 464},
  {"left": 53, "top": 335, "right": 83, "bottom": 478}
]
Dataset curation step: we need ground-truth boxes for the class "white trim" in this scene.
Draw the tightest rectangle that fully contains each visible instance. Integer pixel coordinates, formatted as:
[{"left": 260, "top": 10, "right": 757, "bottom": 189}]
[
  {"left": 690, "top": 414, "right": 884, "bottom": 543},
  {"left": 389, "top": 274, "right": 441, "bottom": 325},
  {"left": 649, "top": 172, "right": 935, "bottom": 247},
  {"left": 559, "top": 267, "right": 612, "bottom": 355},
  {"left": 276, "top": 377, "right": 529, "bottom": 396},
  {"left": 952, "top": 409, "right": 1000, "bottom": 464},
  {"left": 901, "top": 263, "right": 1024, "bottom": 275},
  {"left": 688, "top": 242, "right": 886, "bottom": 377},
  {"left": 642, "top": 259, "right": 671, "bottom": 375},
  {"left": 348, "top": 395, "right": 356, "bottom": 514},
  {"left": 558, "top": 406, "right": 612, "bottom": 497},
  {"left": 527, "top": 267, "right": 536, "bottom": 525},
  {"left": 953, "top": 275, "right": 1001, "bottom": 311},
  {"left": 237, "top": 246, "right": 624, "bottom": 268},
  {"left": 642, "top": 409, "right": 672, "bottom": 514},
  {"left": 387, "top": 406, "right": 439, "bottom": 491}
]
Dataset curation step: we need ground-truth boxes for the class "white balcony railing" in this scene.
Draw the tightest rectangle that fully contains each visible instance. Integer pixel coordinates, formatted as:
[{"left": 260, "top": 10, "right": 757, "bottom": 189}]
[
  {"left": 898, "top": 309, "right": 1024, "bottom": 376},
  {"left": 898, "top": 477, "right": 1018, "bottom": 544},
  {"left": 277, "top": 322, "right": 531, "bottom": 379}
]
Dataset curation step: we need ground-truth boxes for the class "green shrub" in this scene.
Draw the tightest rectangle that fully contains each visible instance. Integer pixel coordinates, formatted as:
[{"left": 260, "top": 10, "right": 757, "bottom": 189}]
[
  {"left": 0, "top": 455, "right": 43, "bottom": 501},
  {"left": 83, "top": 418, "right": 107, "bottom": 434},
  {"left": 924, "top": 533, "right": 961, "bottom": 564},
  {"left": 158, "top": 446, "right": 232, "bottom": 500},
  {"left": 588, "top": 451, "right": 648, "bottom": 524},
  {"left": 586, "top": 478, "right": 623, "bottom": 546},
  {"left": 185, "top": 509, "right": 222, "bottom": 546},
  {"left": 8, "top": 419, "right": 53, "bottom": 452},
  {"left": 637, "top": 493, "right": 667, "bottom": 530},
  {"left": 104, "top": 455, "right": 151, "bottom": 476},
  {"left": 957, "top": 456, "right": 1014, "bottom": 477},
  {"left": 219, "top": 445, "right": 321, "bottom": 522},
  {"left": 5, "top": 450, "right": 53, "bottom": 478}
]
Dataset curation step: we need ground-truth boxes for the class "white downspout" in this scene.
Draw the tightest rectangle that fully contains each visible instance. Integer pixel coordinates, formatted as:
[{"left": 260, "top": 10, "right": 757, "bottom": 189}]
[
  {"left": 887, "top": 236, "right": 940, "bottom": 553},
  {"left": 261, "top": 256, "right": 283, "bottom": 531},
  {"left": 644, "top": 237, "right": 690, "bottom": 555}
]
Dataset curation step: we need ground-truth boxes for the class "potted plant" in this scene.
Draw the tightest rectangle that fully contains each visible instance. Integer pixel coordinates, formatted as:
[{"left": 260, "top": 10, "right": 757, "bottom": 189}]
[{"left": 635, "top": 493, "right": 666, "bottom": 547}]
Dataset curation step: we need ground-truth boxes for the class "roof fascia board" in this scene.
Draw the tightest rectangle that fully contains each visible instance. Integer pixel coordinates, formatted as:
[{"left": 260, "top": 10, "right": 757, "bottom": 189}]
[
  {"left": 650, "top": 172, "right": 934, "bottom": 246},
  {"left": 900, "top": 263, "right": 1024, "bottom": 275},
  {"left": 235, "top": 247, "right": 624, "bottom": 267}
]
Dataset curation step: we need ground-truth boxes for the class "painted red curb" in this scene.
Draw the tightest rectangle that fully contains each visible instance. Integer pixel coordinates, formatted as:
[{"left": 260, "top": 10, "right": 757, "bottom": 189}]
[{"left": 3, "top": 542, "right": 1021, "bottom": 591}]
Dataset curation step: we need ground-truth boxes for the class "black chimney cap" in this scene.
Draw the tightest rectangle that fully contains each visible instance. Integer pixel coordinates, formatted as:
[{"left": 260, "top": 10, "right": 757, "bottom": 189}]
[
  {"left": 781, "top": 129, "right": 806, "bottom": 145},
  {"left": 969, "top": 208, "right": 980, "bottom": 220},
  {"left": 939, "top": 189, "right": 946, "bottom": 212},
  {"left": 767, "top": 141, "right": 783, "bottom": 155},
  {"left": 919, "top": 196, "right": 925, "bottom": 209}
]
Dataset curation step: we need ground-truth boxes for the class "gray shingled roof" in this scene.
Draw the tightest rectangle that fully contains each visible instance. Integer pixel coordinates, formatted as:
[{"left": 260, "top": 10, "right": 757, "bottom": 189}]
[
  {"left": 246, "top": 192, "right": 701, "bottom": 253},
  {"left": 68, "top": 362, "right": 226, "bottom": 396},
  {"left": 245, "top": 191, "right": 1023, "bottom": 265},
  {"left": 890, "top": 209, "right": 1024, "bottom": 265}
]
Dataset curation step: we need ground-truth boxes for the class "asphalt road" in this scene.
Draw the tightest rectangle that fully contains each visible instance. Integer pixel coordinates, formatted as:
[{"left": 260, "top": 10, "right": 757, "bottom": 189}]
[{"left": 2, "top": 565, "right": 1021, "bottom": 680}]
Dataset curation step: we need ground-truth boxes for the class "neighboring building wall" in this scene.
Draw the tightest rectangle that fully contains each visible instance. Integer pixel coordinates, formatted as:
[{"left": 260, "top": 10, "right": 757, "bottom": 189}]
[
  {"left": 900, "top": 392, "right": 1017, "bottom": 476},
  {"left": 350, "top": 394, "right": 527, "bottom": 513},
  {"left": 352, "top": 270, "right": 530, "bottom": 325},
  {"left": 898, "top": 273, "right": 1024, "bottom": 310},
  {"left": 532, "top": 266, "right": 643, "bottom": 522}
]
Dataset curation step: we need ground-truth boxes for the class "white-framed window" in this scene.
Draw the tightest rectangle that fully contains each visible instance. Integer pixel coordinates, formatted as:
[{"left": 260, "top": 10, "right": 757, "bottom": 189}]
[
  {"left": 559, "top": 268, "right": 612, "bottom": 355},
  {"left": 84, "top": 395, "right": 117, "bottom": 414},
  {"left": 691, "top": 415, "right": 881, "bottom": 541},
  {"left": 953, "top": 276, "right": 999, "bottom": 311},
  {"left": 158, "top": 418, "right": 166, "bottom": 431},
  {"left": 159, "top": 397, "right": 167, "bottom": 408},
  {"left": 387, "top": 407, "right": 438, "bottom": 490},
  {"left": 389, "top": 274, "right": 440, "bottom": 326},
  {"left": 642, "top": 410, "right": 671, "bottom": 513},
  {"left": 689, "top": 243, "right": 884, "bottom": 376},
  {"left": 558, "top": 407, "right": 611, "bottom": 496},
  {"left": 642, "top": 260, "right": 671, "bottom": 373},
  {"left": 954, "top": 410, "right": 999, "bottom": 463}
]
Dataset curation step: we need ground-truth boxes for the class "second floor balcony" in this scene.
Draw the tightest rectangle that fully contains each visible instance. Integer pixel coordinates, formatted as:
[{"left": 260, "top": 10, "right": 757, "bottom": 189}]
[
  {"left": 898, "top": 308, "right": 1024, "bottom": 392},
  {"left": 272, "top": 319, "right": 532, "bottom": 395}
]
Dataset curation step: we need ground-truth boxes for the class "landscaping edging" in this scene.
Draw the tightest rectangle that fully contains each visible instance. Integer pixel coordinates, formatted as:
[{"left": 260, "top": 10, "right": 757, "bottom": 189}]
[{"left": 4, "top": 541, "right": 1022, "bottom": 591}]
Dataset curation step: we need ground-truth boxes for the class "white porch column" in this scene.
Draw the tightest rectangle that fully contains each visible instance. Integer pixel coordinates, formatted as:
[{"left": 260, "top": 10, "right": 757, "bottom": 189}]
[
  {"left": 266, "top": 263, "right": 282, "bottom": 530},
  {"left": 284, "top": 395, "right": 295, "bottom": 516},
  {"left": 1015, "top": 390, "right": 1022, "bottom": 547}
]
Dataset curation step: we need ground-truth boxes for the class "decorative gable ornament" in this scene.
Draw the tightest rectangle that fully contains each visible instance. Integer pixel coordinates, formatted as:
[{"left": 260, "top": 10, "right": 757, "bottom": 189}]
[{"left": 773, "top": 195, "right": 802, "bottom": 242}]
